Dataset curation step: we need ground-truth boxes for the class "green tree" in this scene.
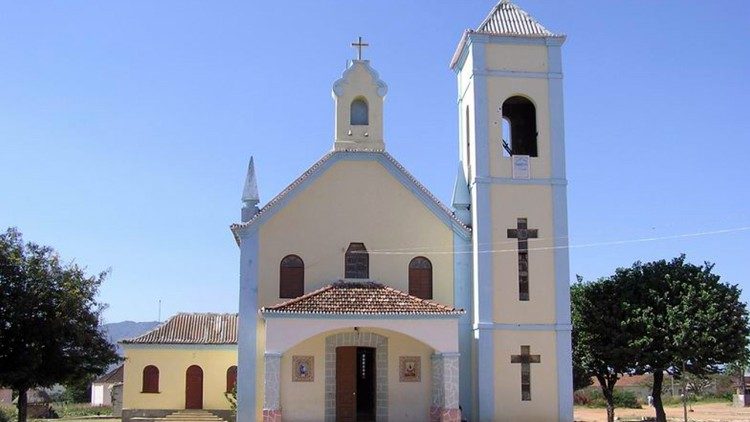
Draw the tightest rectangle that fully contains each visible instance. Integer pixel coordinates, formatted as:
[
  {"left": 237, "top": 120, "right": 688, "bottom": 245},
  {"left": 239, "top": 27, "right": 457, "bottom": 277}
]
[
  {"left": 0, "top": 228, "right": 120, "bottom": 422},
  {"left": 571, "top": 277, "right": 637, "bottom": 422},
  {"left": 615, "top": 255, "right": 749, "bottom": 422}
]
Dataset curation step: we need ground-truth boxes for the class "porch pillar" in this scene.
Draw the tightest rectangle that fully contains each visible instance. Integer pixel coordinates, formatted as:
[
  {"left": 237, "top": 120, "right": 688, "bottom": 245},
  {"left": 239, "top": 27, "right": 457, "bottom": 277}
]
[
  {"left": 263, "top": 352, "right": 282, "bottom": 422},
  {"left": 431, "top": 352, "right": 461, "bottom": 422}
]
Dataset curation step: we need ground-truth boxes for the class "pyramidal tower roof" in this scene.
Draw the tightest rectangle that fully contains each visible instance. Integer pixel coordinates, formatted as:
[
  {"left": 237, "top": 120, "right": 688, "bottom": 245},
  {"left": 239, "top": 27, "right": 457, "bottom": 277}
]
[{"left": 476, "top": 0, "right": 561, "bottom": 37}]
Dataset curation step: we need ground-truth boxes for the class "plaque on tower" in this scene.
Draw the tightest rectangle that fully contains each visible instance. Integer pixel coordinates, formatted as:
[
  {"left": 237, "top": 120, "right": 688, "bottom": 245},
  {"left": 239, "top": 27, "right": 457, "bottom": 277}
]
[{"left": 512, "top": 155, "right": 530, "bottom": 179}]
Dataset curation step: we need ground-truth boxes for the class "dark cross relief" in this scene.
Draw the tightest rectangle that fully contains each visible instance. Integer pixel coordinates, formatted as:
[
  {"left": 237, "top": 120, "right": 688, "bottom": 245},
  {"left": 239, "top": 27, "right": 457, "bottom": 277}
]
[
  {"left": 511, "top": 345, "right": 541, "bottom": 401},
  {"left": 507, "top": 218, "right": 538, "bottom": 301},
  {"left": 351, "top": 36, "right": 369, "bottom": 60}
]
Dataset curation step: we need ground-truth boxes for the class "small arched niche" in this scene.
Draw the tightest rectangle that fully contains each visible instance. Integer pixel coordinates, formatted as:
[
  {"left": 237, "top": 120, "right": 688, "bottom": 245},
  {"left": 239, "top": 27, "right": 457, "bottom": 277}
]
[
  {"left": 350, "top": 97, "right": 369, "bottom": 126},
  {"left": 502, "top": 96, "right": 538, "bottom": 157}
]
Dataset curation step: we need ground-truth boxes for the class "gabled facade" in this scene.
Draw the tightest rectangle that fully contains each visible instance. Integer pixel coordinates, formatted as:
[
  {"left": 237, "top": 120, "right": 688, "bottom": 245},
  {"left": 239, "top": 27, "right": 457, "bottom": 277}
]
[
  {"left": 120, "top": 313, "right": 238, "bottom": 422},
  {"left": 233, "top": 1, "right": 572, "bottom": 421}
]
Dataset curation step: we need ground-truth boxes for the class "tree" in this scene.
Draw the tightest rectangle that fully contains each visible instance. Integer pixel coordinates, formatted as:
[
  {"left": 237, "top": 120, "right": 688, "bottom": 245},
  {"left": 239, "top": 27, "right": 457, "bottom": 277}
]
[
  {"left": 615, "top": 255, "right": 750, "bottom": 422},
  {"left": 0, "top": 228, "right": 120, "bottom": 422},
  {"left": 571, "top": 277, "right": 638, "bottom": 422}
]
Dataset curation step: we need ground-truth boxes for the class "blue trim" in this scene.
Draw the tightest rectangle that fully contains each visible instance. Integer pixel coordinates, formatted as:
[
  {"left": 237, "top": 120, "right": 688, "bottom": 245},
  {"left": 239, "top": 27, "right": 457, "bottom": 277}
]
[
  {"left": 474, "top": 176, "right": 567, "bottom": 186},
  {"left": 476, "top": 323, "right": 572, "bottom": 331},
  {"left": 474, "top": 69, "right": 562, "bottom": 79},
  {"left": 236, "top": 151, "right": 471, "bottom": 241},
  {"left": 548, "top": 42, "right": 573, "bottom": 422},
  {"left": 469, "top": 33, "right": 565, "bottom": 47},
  {"left": 454, "top": 231, "right": 473, "bottom": 421},
  {"left": 466, "top": 40, "right": 496, "bottom": 421},
  {"left": 237, "top": 229, "right": 259, "bottom": 422},
  {"left": 121, "top": 343, "right": 237, "bottom": 351}
]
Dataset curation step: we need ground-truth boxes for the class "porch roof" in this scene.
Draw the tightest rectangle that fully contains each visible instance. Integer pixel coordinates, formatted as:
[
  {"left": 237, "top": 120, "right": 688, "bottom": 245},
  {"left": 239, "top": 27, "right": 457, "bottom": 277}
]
[{"left": 261, "top": 281, "right": 464, "bottom": 316}]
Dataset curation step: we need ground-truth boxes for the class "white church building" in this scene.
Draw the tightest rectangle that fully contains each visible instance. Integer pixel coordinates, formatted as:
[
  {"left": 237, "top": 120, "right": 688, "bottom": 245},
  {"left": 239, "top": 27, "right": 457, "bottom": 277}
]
[{"left": 232, "top": 1, "right": 573, "bottom": 421}]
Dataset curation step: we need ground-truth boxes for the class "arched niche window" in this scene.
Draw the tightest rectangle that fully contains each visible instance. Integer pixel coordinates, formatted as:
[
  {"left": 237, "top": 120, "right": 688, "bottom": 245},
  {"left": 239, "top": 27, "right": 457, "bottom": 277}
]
[
  {"left": 226, "top": 366, "right": 238, "bottom": 393},
  {"left": 502, "top": 96, "right": 537, "bottom": 157},
  {"left": 350, "top": 98, "right": 369, "bottom": 125},
  {"left": 280, "top": 255, "right": 304, "bottom": 299},
  {"left": 142, "top": 365, "right": 159, "bottom": 393},
  {"left": 345, "top": 243, "right": 369, "bottom": 279},
  {"left": 465, "top": 106, "right": 472, "bottom": 175},
  {"left": 409, "top": 257, "right": 433, "bottom": 299}
]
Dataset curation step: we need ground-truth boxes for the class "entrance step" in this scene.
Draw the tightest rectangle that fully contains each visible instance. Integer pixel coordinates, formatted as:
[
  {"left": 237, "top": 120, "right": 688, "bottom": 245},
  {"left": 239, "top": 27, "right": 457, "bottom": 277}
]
[{"left": 159, "top": 410, "right": 226, "bottom": 422}]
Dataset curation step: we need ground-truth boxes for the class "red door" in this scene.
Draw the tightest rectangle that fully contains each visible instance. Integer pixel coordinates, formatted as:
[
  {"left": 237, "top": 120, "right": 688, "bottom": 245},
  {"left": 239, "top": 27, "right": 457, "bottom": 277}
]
[
  {"left": 336, "top": 347, "right": 357, "bottom": 422},
  {"left": 185, "top": 365, "right": 203, "bottom": 409}
]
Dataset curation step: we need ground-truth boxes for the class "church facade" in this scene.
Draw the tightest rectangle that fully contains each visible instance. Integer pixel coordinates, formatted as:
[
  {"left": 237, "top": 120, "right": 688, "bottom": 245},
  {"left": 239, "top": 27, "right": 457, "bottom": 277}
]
[{"left": 232, "top": 2, "right": 573, "bottom": 421}]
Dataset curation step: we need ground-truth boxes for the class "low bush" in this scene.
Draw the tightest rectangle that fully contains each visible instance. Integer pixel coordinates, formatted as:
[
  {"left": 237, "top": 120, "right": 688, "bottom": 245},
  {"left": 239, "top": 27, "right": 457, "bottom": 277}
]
[
  {"left": 51, "top": 403, "right": 112, "bottom": 418},
  {"left": 0, "top": 406, "right": 17, "bottom": 422},
  {"left": 578, "top": 389, "right": 642, "bottom": 409}
]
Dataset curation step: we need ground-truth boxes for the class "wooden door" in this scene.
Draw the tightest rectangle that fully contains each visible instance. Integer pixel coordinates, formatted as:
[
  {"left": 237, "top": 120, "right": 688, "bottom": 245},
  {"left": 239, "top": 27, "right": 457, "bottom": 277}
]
[
  {"left": 185, "top": 365, "right": 203, "bottom": 409},
  {"left": 336, "top": 347, "right": 357, "bottom": 422}
]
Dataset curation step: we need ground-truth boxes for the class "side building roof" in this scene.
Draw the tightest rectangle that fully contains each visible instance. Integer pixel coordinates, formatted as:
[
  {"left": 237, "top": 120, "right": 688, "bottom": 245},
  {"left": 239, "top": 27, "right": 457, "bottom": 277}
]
[{"left": 120, "top": 313, "right": 238, "bottom": 345}]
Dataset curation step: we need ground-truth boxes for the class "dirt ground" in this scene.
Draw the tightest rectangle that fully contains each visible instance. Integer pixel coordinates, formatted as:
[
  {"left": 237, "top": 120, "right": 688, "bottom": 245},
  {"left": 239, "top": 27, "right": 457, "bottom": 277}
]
[{"left": 575, "top": 403, "right": 750, "bottom": 422}]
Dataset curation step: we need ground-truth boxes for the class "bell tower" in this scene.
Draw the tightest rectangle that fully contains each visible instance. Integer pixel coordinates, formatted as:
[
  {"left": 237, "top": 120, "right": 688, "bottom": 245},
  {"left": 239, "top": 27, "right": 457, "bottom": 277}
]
[
  {"left": 451, "top": 1, "right": 573, "bottom": 421},
  {"left": 332, "top": 37, "right": 388, "bottom": 151}
]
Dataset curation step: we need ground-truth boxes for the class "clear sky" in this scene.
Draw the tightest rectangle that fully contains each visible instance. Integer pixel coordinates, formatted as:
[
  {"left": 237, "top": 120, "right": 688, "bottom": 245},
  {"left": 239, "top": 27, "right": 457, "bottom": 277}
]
[{"left": 1, "top": 1, "right": 748, "bottom": 323}]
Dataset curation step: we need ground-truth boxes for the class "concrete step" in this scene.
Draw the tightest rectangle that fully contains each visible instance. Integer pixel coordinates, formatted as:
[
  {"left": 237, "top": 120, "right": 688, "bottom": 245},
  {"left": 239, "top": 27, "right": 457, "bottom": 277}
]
[{"left": 158, "top": 410, "right": 226, "bottom": 422}]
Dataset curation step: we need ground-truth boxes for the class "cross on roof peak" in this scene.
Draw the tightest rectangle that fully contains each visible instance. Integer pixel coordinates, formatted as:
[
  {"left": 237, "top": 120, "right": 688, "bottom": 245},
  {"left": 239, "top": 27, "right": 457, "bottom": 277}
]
[{"left": 351, "top": 36, "right": 369, "bottom": 60}]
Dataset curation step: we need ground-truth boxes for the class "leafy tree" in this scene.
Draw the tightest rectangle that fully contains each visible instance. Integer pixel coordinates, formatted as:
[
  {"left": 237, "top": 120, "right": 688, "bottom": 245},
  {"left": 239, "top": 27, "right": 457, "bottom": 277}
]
[
  {"left": 0, "top": 228, "right": 120, "bottom": 422},
  {"left": 571, "top": 277, "right": 637, "bottom": 422},
  {"left": 615, "top": 255, "right": 749, "bottom": 422}
]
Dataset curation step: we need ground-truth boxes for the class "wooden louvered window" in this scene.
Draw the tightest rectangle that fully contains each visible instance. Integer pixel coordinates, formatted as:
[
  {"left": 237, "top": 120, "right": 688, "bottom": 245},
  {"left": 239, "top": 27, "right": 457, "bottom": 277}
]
[
  {"left": 142, "top": 365, "right": 159, "bottom": 393},
  {"left": 345, "top": 243, "right": 369, "bottom": 279},
  {"left": 226, "top": 366, "right": 238, "bottom": 392},
  {"left": 280, "top": 255, "right": 304, "bottom": 298},
  {"left": 409, "top": 257, "right": 433, "bottom": 299}
]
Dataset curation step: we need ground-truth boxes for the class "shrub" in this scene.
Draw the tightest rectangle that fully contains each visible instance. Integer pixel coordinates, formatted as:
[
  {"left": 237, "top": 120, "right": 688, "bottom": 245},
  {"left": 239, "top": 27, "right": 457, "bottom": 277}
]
[
  {"left": 0, "top": 406, "right": 17, "bottom": 422},
  {"left": 579, "top": 389, "right": 642, "bottom": 409}
]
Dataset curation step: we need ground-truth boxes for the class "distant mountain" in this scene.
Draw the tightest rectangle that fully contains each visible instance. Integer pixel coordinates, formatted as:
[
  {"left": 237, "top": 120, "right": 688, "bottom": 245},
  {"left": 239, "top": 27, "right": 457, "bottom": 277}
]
[{"left": 102, "top": 320, "right": 160, "bottom": 356}]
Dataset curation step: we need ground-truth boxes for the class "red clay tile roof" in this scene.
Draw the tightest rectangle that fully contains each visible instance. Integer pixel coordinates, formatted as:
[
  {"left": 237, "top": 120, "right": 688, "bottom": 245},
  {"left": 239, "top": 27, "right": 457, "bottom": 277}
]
[
  {"left": 121, "top": 313, "right": 238, "bottom": 345},
  {"left": 93, "top": 364, "right": 124, "bottom": 384},
  {"left": 261, "top": 281, "right": 464, "bottom": 316}
]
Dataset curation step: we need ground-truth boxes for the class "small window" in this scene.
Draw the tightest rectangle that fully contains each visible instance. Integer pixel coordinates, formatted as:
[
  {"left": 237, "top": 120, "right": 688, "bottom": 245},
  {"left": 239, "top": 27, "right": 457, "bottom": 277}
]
[
  {"left": 142, "top": 365, "right": 159, "bottom": 393},
  {"left": 280, "top": 255, "right": 304, "bottom": 298},
  {"left": 226, "top": 366, "right": 238, "bottom": 392},
  {"left": 345, "top": 243, "right": 369, "bottom": 279},
  {"left": 350, "top": 98, "right": 369, "bottom": 125},
  {"left": 409, "top": 257, "right": 433, "bottom": 299},
  {"left": 502, "top": 96, "right": 537, "bottom": 157}
]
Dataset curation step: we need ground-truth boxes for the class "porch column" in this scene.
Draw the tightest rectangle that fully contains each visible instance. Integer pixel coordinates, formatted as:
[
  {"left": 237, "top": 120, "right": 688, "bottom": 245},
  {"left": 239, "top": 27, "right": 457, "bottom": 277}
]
[
  {"left": 431, "top": 352, "right": 461, "bottom": 422},
  {"left": 263, "top": 352, "right": 282, "bottom": 422}
]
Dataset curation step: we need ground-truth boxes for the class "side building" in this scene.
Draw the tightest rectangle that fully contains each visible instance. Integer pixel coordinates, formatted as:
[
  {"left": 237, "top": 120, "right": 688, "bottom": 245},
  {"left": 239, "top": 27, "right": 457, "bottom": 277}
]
[{"left": 120, "top": 313, "right": 238, "bottom": 422}]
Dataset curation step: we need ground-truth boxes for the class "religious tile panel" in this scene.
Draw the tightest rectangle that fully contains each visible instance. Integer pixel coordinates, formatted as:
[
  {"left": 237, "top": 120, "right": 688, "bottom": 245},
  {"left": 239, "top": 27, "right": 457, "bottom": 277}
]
[
  {"left": 292, "top": 356, "right": 314, "bottom": 382},
  {"left": 399, "top": 356, "right": 421, "bottom": 382}
]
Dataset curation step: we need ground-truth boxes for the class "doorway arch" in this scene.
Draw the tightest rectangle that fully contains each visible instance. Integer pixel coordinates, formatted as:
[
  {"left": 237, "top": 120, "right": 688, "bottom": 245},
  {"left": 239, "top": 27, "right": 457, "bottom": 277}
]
[{"left": 185, "top": 365, "right": 203, "bottom": 409}]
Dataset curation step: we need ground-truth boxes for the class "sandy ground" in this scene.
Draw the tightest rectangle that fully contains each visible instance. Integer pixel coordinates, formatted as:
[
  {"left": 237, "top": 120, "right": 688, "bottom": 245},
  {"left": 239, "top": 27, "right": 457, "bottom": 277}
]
[{"left": 575, "top": 403, "right": 750, "bottom": 422}]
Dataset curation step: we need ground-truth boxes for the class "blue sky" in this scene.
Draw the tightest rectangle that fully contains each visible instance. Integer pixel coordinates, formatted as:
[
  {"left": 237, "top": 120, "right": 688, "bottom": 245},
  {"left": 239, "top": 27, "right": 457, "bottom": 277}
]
[{"left": 1, "top": 1, "right": 748, "bottom": 323}]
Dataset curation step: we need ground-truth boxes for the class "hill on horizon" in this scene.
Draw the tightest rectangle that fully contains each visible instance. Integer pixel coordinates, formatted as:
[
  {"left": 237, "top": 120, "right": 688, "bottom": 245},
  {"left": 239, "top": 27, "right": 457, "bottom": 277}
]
[{"left": 102, "top": 320, "right": 160, "bottom": 357}]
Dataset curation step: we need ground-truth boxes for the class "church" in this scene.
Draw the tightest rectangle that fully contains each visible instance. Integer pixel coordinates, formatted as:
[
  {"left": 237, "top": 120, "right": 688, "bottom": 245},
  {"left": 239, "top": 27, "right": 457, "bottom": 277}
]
[{"left": 232, "top": 1, "right": 573, "bottom": 421}]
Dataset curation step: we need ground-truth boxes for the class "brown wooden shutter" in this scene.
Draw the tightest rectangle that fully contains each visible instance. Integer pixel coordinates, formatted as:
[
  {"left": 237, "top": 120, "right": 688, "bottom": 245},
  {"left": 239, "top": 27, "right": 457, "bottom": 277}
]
[
  {"left": 226, "top": 366, "right": 237, "bottom": 392},
  {"left": 280, "top": 255, "right": 304, "bottom": 298},
  {"left": 142, "top": 365, "right": 159, "bottom": 393},
  {"left": 408, "top": 257, "right": 433, "bottom": 299}
]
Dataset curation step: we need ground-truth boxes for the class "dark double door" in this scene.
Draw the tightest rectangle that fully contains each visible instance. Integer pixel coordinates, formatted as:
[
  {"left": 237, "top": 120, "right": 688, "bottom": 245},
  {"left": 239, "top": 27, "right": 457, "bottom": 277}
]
[{"left": 336, "top": 347, "right": 376, "bottom": 422}]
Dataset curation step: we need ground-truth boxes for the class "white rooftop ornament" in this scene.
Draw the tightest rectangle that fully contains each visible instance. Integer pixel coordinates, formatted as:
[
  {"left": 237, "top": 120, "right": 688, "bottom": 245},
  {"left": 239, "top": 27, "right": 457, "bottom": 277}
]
[
  {"left": 242, "top": 157, "right": 259, "bottom": 206},
  {"left": 241, "top": 157, "right": 260, "bottom": 222},
  {"left": 452, "top": 162, "right": 472, "bottom": 226}
]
